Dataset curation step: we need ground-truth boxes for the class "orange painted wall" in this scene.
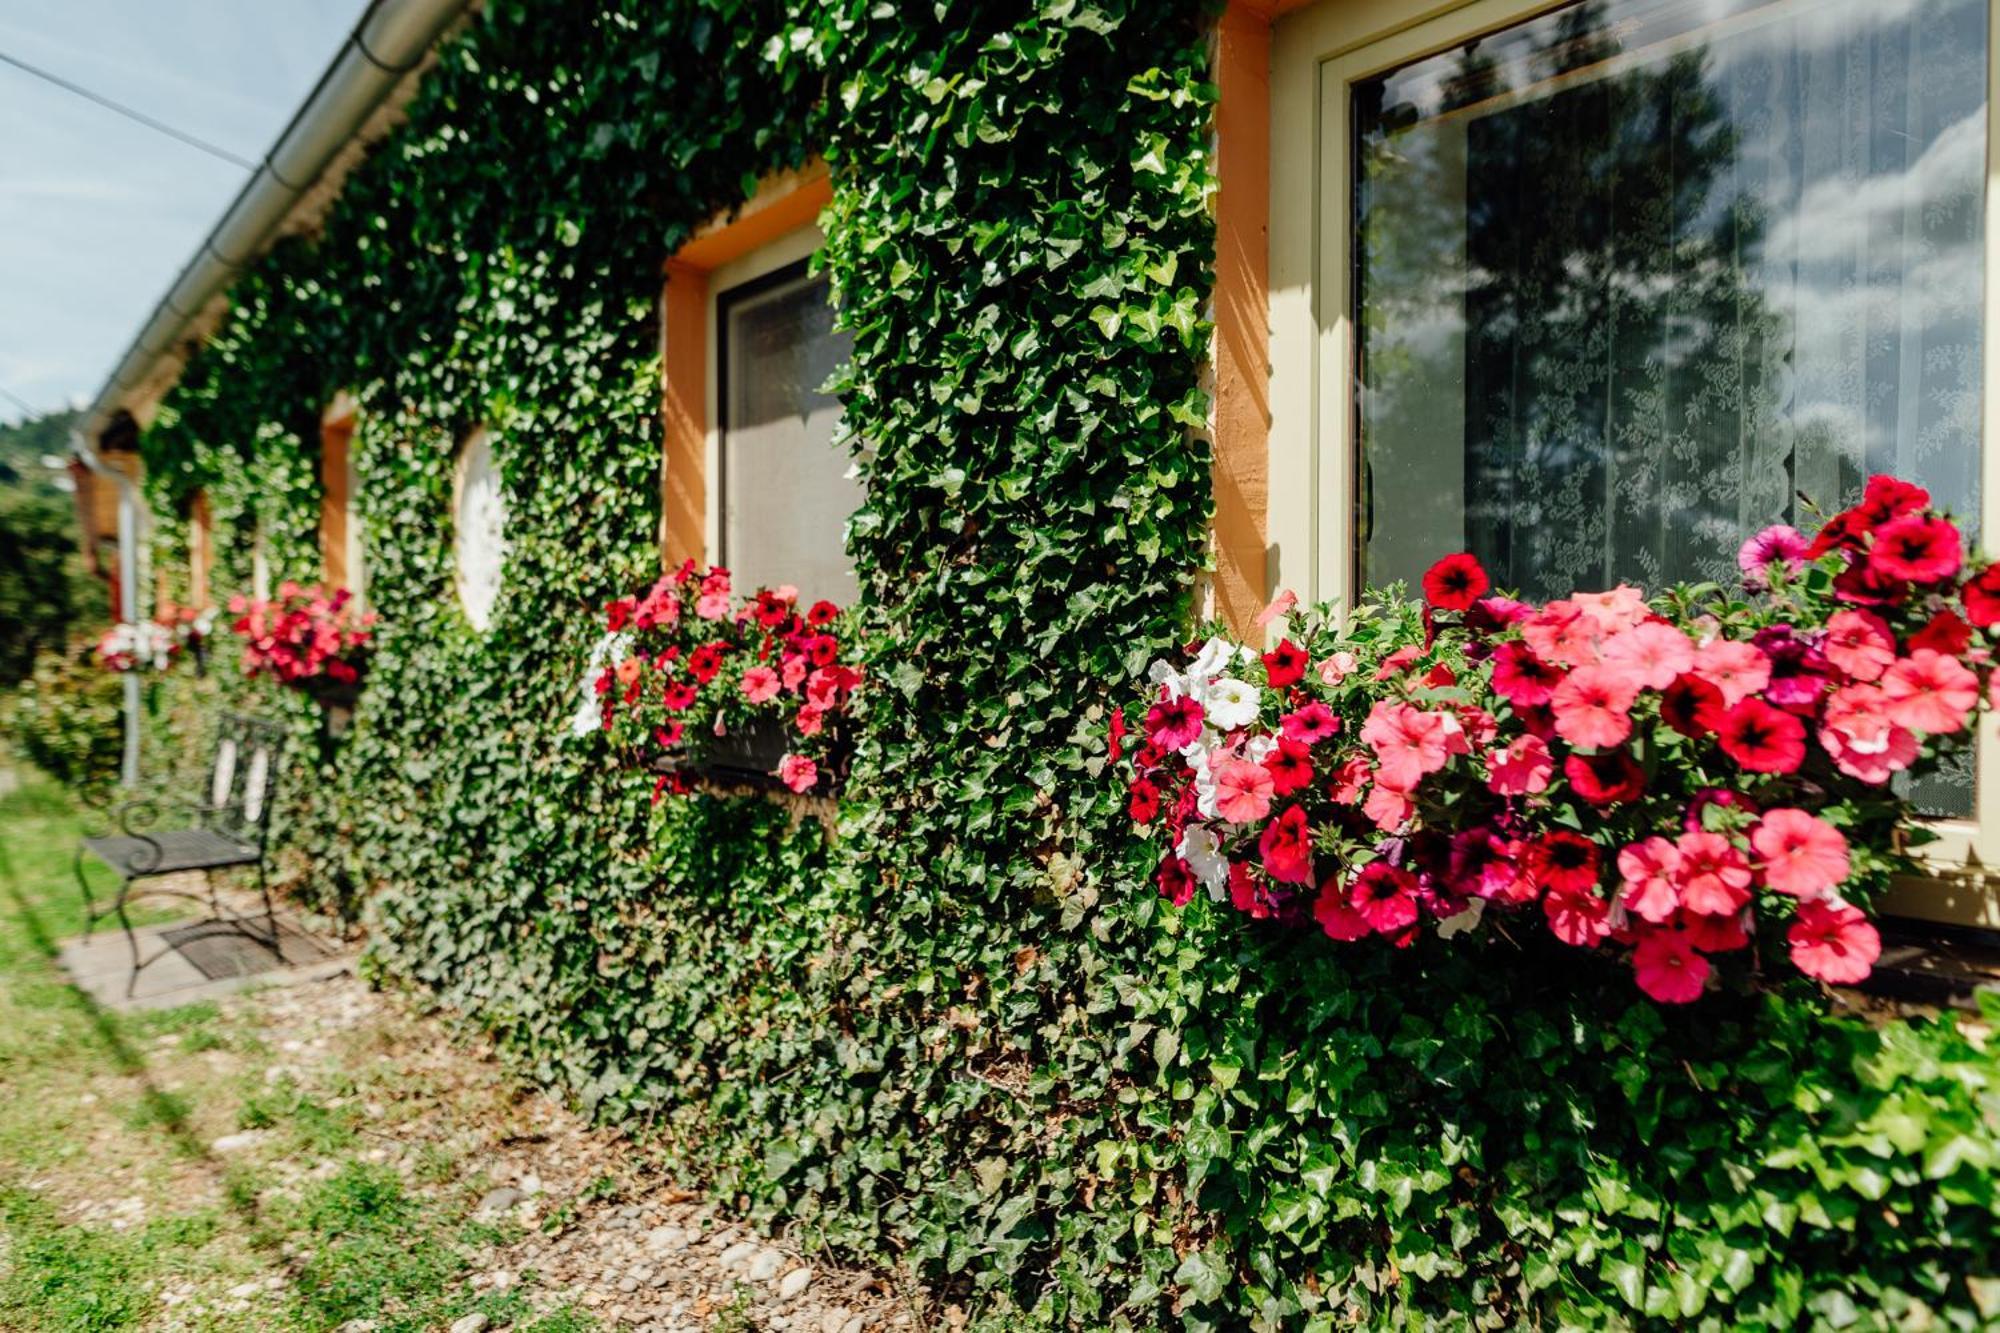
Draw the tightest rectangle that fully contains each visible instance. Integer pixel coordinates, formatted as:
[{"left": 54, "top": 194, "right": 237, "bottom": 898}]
[
  {"left": 321, "top": 409, "right": 356, "bottom": 589},
  {"left": 1212, "top": 2, "right": 1277, "bottom": 635}
]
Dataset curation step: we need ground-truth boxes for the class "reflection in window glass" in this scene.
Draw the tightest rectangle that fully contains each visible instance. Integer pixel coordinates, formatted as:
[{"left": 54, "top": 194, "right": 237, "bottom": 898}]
[
  {"left": 720, "top": 266, "right": 859, "bottom": 606},
  {"left": 1353, "top": 0, "right": 1986, "bottom": 813}
]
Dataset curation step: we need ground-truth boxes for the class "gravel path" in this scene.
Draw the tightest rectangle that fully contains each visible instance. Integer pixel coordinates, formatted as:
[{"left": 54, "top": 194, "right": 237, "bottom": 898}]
[{"left": 114, "top": 941, "right": 925, "bottom": 1332}]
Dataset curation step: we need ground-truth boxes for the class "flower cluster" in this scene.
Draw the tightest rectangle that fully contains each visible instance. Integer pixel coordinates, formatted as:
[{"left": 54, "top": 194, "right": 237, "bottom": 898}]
[
  {"left": 570, "top": 562, "right": 862, "bottom": 797},
  {"left": 1123, "top": 476, "right": 1993, "bottom": 1002},
  {"left": 95, "top": 620, "right": 177, "bottom": 673},
  {"left": 157, "top": 600, "right": 219, "bottom": 649},
  {"left": 228, "top": 583, "right": 374, "bottom": 686}
]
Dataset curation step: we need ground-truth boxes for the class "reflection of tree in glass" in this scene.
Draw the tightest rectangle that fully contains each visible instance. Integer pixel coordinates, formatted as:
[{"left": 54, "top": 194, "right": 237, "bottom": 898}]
[{"left": 1358, "top": 1, "right": 1791, "bottom": 601}]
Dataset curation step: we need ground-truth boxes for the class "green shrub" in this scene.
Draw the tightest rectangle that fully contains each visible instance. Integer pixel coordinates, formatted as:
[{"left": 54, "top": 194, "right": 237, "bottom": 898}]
[{"left": 5, "top": 647, "right": 121, "bottom": 798}]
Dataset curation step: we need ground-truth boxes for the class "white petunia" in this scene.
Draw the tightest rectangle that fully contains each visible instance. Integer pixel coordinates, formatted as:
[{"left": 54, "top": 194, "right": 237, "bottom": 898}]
[
  {"left": 1187, "top": 745, "right": 1221, "bottom": 819},
  {"left": 1176, "top": 824, "right": 1230, "bottom": 901},
  {"left": 568, "top": 630, "right": 632, "bottom": 738},
  {"left": 1204, "top": 677, "right": 1261, "bottom": 731},
  {"left": 1436, "top": 897, "right": 1485, "bottom": 940},
  {"left": 1187, "top": 636, "right": 1238, "bottom": 686}
]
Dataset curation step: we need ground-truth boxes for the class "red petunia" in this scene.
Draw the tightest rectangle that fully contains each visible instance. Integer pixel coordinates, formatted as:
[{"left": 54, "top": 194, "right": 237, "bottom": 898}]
[
  {"left": 1127, "top": 778, "right": 1162, "bottom": 825},
  {"left": 1157, "top": 854, "right": 1196, "bottom": 908},
  {"left": 687, "top": 643, "right": 728, "bottom": 684},
  {"left": 1422, "top": 552, "right": 1490, "bottom": 611},
  {"left": 805, "top": 599, "right": 840, "bottom": 628},
  {"left": 1659, "top": 673, "right": 1724, "bottom": 738},
  {"left": 1963, "top": 564, "right": 2000, "bottom": 630},
  {"left": 1908, "top": 609, "right": 1973, "bottom": 657},
  {"left": 1107, "top": 706, "right": 1126, "bottom": 763},
  {"left": 1716, "top": 697, "right": 1806, "bottom": 773},
  {"left": 1869, "top": 514, "right": 1962, "bottom": 583},
  {"left": 1564, "top": 748, "right": 1646, "bottom": 807},
  {"left": 1857, "top": 474, "right": 1931, "bottom": 527},
  {"left": 1262, "top": 638, "right": 1308, "bottom": 688},
  {"left": 1490, "top": 642, "right": 1562, "bottom": 707},
  {"left": 661, "top": 678, "right": 698, "bottom": 711},
  {"left": 1263, "top": 738, "right": 1314, "bottom": 796},
  {"left": 1349, "top": 861, "right": 1421, "bottom": 933},
  {"left": 1313, "top": 876, "right": 1371, "bottom": 941},
  {"left": 1258, "top": 804, "right": 1315, "bottom": 885},
  {"left": 1525, "top": 831, "right": 1599, "bottom": 894}
]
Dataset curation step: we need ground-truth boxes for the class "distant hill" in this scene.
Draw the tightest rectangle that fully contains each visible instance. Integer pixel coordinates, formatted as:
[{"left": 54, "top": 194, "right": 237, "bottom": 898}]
[{"left": 0, "top": 409, "right": 105, "bottom": 684}]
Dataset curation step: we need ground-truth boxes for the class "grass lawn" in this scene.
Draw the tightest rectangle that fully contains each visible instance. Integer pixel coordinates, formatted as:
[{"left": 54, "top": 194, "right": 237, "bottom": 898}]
[{"left": 0, "top": 756, "right": 599, "bottom": 1332}]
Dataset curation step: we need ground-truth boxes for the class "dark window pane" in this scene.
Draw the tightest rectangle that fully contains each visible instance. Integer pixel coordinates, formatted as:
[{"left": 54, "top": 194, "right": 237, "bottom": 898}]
[{"left": 720, "top": 268, "right": 859, "bottom": 605}]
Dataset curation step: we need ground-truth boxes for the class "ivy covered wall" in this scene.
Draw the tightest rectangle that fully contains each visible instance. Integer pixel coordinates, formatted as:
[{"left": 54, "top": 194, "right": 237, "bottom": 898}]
[{"left": 138, "top": 2, "right": 2000, "bottom": 1329}]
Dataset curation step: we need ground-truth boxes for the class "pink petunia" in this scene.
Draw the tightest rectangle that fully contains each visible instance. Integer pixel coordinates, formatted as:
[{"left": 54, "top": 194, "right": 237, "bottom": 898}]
[
  {"left": 1212, "top": 758, "right": 1276, "bottom": 825},
  {"left": 1145, "top": 696, "right": 1205, "bottom": 751},
  {"left": 1599, "top": 621, "right": 1694, "bottom": 691},
  {"left": 1617, "top": 837, "right": 1682, "bottom": 924},
  {"left": 1363, "top": 783, "right": 1414, "bottom": 832},
  {"left": 740, "top": 666, "right": 781, "bottom": 703},
  {"left": 1691, "top": 639, "right": 1772, "bottom": 707},
  {"left": 1281, "top": 701, "right": 1341, "bottom": 745},
  {"left": 1674, "top": 830, "right": 1752, "bottom": 916},
  {"left": 1486, "top": 734, "right": 1554, "bottom": 796},
  {"left": 1253, "top": 589, "right": 1298, "bottom": 628},
  {"left": 1571, "top": 585, "right": 1651, "bottom": 635},
  {"left": 1550, "top": 664, "right": 1639, "bottom": 749},
  {"left": 1360, "top": 700, "right": 1451, "bottom": 792},
  {"left": 1818, "top": 684, "right": 1917, "bottom": 784},
  {"left": 1750, "top": 809, "right": 1850, "bottom": 900},
  {"left": 1522, "top": 601, "right": 1603, "bottom": 667},
  {"left": 1787, "top": 900, "right": 1881, "bottom": 985},
  {"left": 1823, "top": 610, "right": 1896, "bottom": 683},
  {"left": 1881, "top": 649, "right": 1979, "bottom": 735},
  {"left": 1317, "top": 651, "right": 1360, "bottom": 685},
  {"left": 1737, "top": 524, "right": 1809, "bottom": 587},
  {"left": 1631, "top": 928, "right": 1710, "bottom": 1003},
  {"left": 1542, "top": 883, "right": 1612, "bottom": 946},
  {"left": 794, "top": 704, "right": 826, "bottom": 737},
  {"left": 777, "top": 753, "right": 819, "bottom": 793}
]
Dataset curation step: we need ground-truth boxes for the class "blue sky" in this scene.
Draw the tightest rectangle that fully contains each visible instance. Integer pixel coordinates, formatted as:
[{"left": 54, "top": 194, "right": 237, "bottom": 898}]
[{"left": 0, "top": 1, "right": 366, "bottom": 426}]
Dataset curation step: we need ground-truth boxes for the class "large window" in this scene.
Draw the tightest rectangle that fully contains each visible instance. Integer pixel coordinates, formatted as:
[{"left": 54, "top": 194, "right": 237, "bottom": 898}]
[
  {"left": 715, "top": 261, "right": 858, "bottom": 604},
  {"left": 1271, "top": 0, "right": 2000, "bottom": 906},
  {"left": 1353, "top": 0, "right": 1985, "bottom": 603}
]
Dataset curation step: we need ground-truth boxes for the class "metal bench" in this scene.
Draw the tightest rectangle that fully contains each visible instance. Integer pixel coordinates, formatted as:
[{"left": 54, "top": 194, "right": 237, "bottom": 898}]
[{"left": 75, "top": 713, "right": 285, "bottom": 996}]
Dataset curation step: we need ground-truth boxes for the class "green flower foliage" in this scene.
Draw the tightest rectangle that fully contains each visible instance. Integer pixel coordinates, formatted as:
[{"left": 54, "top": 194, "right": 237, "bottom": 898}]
[{"left": 134, "top": 1, "right": 2000, "bottom": 1328}]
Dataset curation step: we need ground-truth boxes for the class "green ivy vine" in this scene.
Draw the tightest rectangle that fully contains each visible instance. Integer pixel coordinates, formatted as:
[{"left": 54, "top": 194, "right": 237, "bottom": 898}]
[{"left": 135, "top": 1, "right": 2000, "bottom": 1328}]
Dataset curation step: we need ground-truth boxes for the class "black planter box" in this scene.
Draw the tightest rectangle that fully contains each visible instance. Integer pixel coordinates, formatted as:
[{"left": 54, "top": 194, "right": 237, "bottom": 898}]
[
  {"left": 651, "top": 713, "right": 846, "bottom": 796},
  {"left": 303, "top": 674, "right": 364, "bottom": 739}
]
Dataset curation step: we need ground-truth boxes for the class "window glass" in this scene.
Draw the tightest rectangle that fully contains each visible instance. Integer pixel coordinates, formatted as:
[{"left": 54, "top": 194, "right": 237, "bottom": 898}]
[
  {"left": 720, "top": 266, "right": 859, "bottom": 605},
  {"left": 1352, "top": 0, "right": 1986, "bottom": 815},
  {"left": 1354, "top": 0, "right": 1986, "bottom": 600}
]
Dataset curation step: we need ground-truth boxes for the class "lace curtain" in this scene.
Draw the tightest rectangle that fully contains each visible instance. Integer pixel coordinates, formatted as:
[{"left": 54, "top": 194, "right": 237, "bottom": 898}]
[
  {"left": 1356, "top": 0, "right": 1985, "bottom": 596},
  {"left": 1354, "top": 0, "right": 1987, "bottom": 811}
]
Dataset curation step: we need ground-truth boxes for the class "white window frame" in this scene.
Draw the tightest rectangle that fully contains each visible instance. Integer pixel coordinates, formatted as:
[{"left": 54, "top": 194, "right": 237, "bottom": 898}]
[
  {"left": 1268, "top": 0, "right": 2000, "bottom": 922},
  {"left": 702, "top": 223, "right": 828, "bottom": 569}
]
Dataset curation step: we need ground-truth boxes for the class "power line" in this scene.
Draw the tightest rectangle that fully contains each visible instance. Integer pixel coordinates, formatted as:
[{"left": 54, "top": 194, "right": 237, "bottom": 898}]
[
  {"left": 0, "top": 47, "right": 256, "bottom": 171},
  {"left": 0, "top": 385, "right": 45, "bottom": 418}
]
